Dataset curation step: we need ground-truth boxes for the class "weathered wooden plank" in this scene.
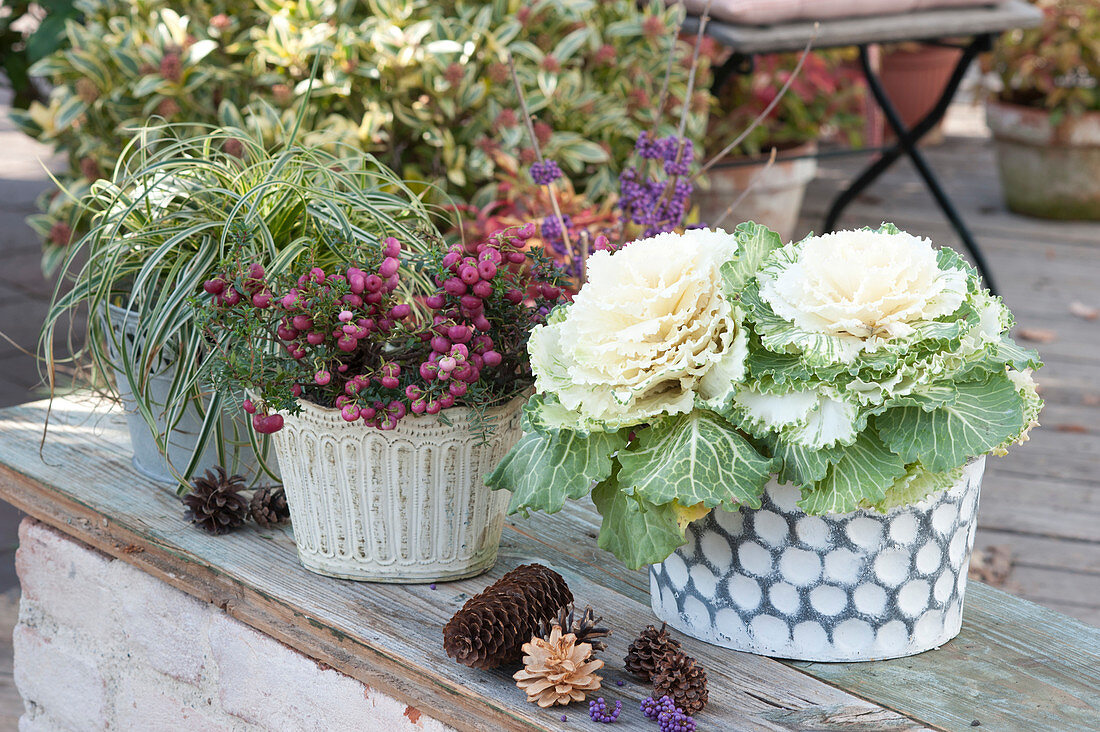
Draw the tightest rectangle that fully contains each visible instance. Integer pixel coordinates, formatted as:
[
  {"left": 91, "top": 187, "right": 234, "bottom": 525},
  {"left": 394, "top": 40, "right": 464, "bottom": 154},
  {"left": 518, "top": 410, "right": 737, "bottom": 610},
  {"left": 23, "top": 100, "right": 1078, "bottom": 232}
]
[
  {"left": 693, "top": 0, "right": 1040, "bottom": 53},
  {"left": 0, "top": 397, "right": 926, "bottom": 732},
  {"left": 791, "top": 583, "right": 1100, "bottom": 732},
  {"left": 974, "top": 529, "right": 1100, "bottom": 576}
]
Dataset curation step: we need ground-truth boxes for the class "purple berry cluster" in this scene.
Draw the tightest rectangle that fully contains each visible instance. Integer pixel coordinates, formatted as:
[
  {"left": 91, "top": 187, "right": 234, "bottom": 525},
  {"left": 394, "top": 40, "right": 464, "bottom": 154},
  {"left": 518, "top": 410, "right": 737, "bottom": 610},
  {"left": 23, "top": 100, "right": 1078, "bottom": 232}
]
[
  {"left": 618, "top": 131, "right": 696, "bottom": 237},
  {"left": 529, "top": 159, "right": 563, "bottom": 186},
  {"left": 200, "top": 225, "right": 566, "bottom": 433},
  {"left": 588, "top": 697, "right": 622, "bottom": 724},
  {"left": 640, "top": 696, "right": 696, "bottom": 732}
]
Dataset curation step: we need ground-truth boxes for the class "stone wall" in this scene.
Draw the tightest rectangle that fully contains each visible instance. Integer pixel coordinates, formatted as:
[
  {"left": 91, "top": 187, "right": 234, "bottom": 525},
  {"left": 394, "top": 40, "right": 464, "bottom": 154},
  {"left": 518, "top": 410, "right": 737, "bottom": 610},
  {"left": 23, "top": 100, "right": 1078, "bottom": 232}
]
[{"left": 13, "top": 519, "right": 454, "bottom": 731}]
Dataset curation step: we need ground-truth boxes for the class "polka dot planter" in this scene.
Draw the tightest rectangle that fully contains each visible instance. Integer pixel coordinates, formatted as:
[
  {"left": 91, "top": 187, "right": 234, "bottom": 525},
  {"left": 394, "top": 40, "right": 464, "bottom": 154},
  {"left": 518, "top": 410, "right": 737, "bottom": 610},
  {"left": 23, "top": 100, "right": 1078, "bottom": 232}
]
[{"left": 649, "top": 457, "right": 985, "bottom": 662}]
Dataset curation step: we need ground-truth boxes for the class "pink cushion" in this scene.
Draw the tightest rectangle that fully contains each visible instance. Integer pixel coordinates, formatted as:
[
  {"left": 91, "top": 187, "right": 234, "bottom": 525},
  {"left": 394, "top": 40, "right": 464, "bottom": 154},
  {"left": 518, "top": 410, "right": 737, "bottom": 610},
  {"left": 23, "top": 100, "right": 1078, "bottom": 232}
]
[{"left": 682, "top": 0, "right": 999, "bottom": 26}]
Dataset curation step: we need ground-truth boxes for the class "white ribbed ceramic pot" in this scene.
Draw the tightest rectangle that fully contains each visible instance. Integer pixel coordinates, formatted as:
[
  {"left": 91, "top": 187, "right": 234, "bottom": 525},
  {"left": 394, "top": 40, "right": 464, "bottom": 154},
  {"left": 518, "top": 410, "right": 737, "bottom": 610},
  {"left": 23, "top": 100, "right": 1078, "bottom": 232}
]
[
  {"left": 650, "top": 457, "right": 985, "bottom": 662},
  {"left": 272, "top": 396, "right": 524, "bottom": 582}
]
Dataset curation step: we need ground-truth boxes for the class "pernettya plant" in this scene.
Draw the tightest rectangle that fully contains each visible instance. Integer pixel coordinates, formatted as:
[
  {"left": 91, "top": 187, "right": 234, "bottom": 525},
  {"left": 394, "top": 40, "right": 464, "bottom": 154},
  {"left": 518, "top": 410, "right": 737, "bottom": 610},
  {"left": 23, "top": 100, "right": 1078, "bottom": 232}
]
[
  {"left": 197, "top": 225, "right": 567, "bottom": 433},
  {"left": 487, "top": 223, "right": 1042, "bottom": 568}
]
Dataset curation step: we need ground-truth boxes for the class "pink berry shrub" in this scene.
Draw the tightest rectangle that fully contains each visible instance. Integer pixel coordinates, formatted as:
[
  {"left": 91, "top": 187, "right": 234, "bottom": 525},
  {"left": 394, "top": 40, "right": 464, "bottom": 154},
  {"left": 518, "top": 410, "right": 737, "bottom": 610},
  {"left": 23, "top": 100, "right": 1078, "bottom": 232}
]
[{"left": 197, "top": 225, "right": 566, "bottom": 434}]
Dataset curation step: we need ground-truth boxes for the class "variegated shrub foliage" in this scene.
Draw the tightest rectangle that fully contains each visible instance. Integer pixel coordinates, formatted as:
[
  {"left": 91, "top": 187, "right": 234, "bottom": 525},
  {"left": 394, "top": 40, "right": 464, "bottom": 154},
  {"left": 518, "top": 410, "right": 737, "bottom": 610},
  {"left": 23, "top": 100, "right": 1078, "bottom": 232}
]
[
  {"left": 488, "top": 223, "right": 1042, "bottom": 568},
  {"left": 13, "top": 0, "right": 706, "bottom": 271}
]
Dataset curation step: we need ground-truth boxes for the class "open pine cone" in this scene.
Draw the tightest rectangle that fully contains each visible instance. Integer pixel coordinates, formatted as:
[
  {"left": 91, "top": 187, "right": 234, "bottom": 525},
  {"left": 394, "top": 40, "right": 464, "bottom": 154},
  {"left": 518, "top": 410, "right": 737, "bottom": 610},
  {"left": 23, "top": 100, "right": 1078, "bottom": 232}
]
[
  {"left": 183, "top": 467, "right": 249, "bottom": 535},
  {"left": 443, "top": 564, "right": 573, "bottom": 669},
  {"left": 653, "top": 650, "right": 708, "bottom": 715},
  {"left": 537, "top": 605, "right": 610, "bottom": 654},
  {"left": 250, "top": 485, "right": 290, "bottom": 528},
  {"left": 513, "top": 625, "right": 604, "bottom": 707},
  {"left": 624, "top": 623, "right": 682, "bottom": 681}
]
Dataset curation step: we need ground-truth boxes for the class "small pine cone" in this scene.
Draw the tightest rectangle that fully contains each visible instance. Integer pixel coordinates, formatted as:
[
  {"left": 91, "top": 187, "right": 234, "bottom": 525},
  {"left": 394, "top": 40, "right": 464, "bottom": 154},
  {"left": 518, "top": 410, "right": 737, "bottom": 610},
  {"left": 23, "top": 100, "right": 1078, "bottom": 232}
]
[
  {"left": 250, "top": 485, "right": 289, "bottom": 528},
  {"left": 183, "top": 467, "right": 249, "bottom": 535},
  {"left": 653, "top": 650, "right": 708, "bottom": 715},
  {"left": 513, "top": 625, "right": 603, "bottom": 707},
  {"left": 537, "top": 605, "right": 610, "bottom": 654},
  {"left": 443, "top": 564, "right": 573, "bottom": 670},
  {"left": 624, "top": 623, "right": 681, "bottom": 681}
]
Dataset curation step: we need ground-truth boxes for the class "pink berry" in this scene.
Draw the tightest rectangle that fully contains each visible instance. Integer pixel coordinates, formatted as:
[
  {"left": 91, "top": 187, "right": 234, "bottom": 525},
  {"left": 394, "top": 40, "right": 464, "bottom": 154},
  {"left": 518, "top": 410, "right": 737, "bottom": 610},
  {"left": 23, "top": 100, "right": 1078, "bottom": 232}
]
[
  {"left": 449, "top": 380, "right": 467, "bottom": 397},
  {"left": 341, "top": 405, "right": 361, "bottom": 422},
  {"left": 384, "top": 237, "right": 401, "bottom": 258},
  {"left": 242, "top": 399, "right": 256, "bottom": 414},
  {"left": 364, "top": 291, "right": 383, "bottom": 305},
  {"left": 460, "top": 295, "right": 483, "bottom": 312},
  {"left": 483, "top": 350, "right": 503, "bottom": 367},
  {"left": 419, "top": 362, "right": 437, "bottom": 380},
  {"left": 292, "top": 315, "right": 313, "bottom": 331},
  {"left": 459, "top": 265, "right": 479, "bottom": 285},
  {"left": 277, "top": 325, "right": 297, "bottom": 341},
  {"left": 431, "top": 336, "right": 451, "bottom": 353},
  {"left": 310, "top": 267, "right": 325, "bottom": 284},
  {"left": 337, "top": 364, "right": 349, "bottom": 372},
  {"left": 360, "top": 406, "right": 377, "bottom": 421},
  {"left": 223, "top": 289, "right": 241, "bottom": 306},
  {"left": 473, "top": 315, "right": 491, "bottom": 331},
  {"left": 363, "top": 274, "right": 382, "bottom": 292},
  {"left": 450, "top": 343, "right": 469, "bottom": 360},
  {"left": 504, "top": 289, "right": 524, "bottom": 304},
  {"left": 541, "top": 284, "right": 561, "bottom": 300},
  {"left": 307, "top": 331, "right": 325, "bottom": 346},
  {"left": 390, "top": 303, "right": 411, "bottom": 319},
  {"left": 203, "top": 278, "right": 225, "bottom": 295},
  {"left": 342, "top": 294, "right": 363, "bottom": 308},
  {"left": 438, "top": 356, "right": 457, "bottom": 372},
  {"left": 448, "top": 325, "right": 471, "bottom": 343},
  {"left": 380, "top": 376, "right": 397, "bottom": 389},
  {"left": 472, "top": 281, "right": 493, "bottom": 299},
  {"left": 337, "top": 335, "right": 357, "bottom": 352},
  {"left": 384, "top": 274, "right": 400, "bottom": 292},
  {"left": 426, "top": 400, "right": 441, "bottom": 415},
  {"left": 438, "top": 395, "right": 455, "bottom": 409},
  {"left": 442, "top": 251, "right": 461, "bottom": 270},
  {"left": 251, "top": 292, "right": 271, "bottom": 308},
  {"left": 281, "top": 291, "right": 300, "bottom": 309},
  {"left": 379, "top": 257, "right": 399, "bottom": 278},
  {"left": 518, "top": 222, "right": 536, "bottom": 239},
  {"left": 338, "top": 309, "right": 354, "bottom": 322},
  {"left": 444, "top": 278, "right": 467, "bottom": 296},
  {"left": 425, "top": 294, "right": 445, "bottom": 310},
  {"left": 507, "top": 251, "right": 526, "bottom": 264},
  {"left": 291, "top": 383, "right": 302, "bottom": 396},
  {"left": 411, "top": 399, "right": 426, "bottom": 414},
  {"left": 315, "top": 370, "right": 331, "bottom": 386},
  {"left": 477, "top": 260, "right": 497, "bottom": 280},
  {"left": 405, "top": 385, "right": 422, "bottom": 400}
]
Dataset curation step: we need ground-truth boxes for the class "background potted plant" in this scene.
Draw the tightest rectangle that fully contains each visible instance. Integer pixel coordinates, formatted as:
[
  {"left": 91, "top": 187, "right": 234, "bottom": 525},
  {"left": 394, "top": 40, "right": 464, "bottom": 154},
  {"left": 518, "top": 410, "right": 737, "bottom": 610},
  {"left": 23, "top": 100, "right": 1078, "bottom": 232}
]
[
  {"left": 198, "top": 223, "right": 567, "bottom": 581},
  {"left": 488, "top": 222, "right": 1042, "bottom": 662},
  {"left": 40, "top": 125, "right": 435, "bottom": 488},
  {"left": 983, "top": 0, "right": 1100, "bottom": 220},
  {"left": 11, "top": 0, "right": 706, "bottom": 270},
  {"left": 697, "top": 51, "right": 865, "bottom": 241}
]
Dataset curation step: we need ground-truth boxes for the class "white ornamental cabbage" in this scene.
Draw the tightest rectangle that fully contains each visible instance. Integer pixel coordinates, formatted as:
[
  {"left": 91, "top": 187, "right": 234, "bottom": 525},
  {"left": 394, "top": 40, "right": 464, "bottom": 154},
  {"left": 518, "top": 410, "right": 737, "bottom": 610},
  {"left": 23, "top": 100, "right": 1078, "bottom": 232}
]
[
  {"left": 528, "top": 229, "right": 748, "bottom": 429},
  {"left": 758, "top": 229, "right": 968, "bottom": 364}
]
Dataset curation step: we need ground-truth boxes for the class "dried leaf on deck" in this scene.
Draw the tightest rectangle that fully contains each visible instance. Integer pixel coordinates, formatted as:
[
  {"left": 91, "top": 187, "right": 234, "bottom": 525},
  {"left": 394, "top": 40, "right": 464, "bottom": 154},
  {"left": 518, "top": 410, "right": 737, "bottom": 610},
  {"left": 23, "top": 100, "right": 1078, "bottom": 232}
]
[
  {"left": 1054, "top": 423, "right": 1090, "bottom": 434},
  {"left": 969, "top": 545, "right": 1015, "bottom": 589},
  {"left": 1016, "top": 328, "right": 1057, "bottom": 343},
  {"left": 1068, "top": 301, "right": 1100, "bottom": 321}
]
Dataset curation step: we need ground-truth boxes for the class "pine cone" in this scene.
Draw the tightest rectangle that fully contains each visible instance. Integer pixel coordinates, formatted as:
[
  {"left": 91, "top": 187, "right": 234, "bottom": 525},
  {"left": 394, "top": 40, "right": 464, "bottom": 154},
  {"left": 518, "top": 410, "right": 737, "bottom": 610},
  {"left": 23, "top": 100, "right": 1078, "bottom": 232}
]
[
  {"left": 624, "top": 623, "right": 682, "bottom": 681},
  {"left": 653, "top": 650, "right": 708, "bottom": 715},
  {"left": 513, "top": 625, "right": 604, "bottom": 707},
  {"left": 443, "top": 564, "right": 573, "bottom": 670},
  {"left": 537, "top": 604, "right": 610, "bottom": 654},
  {"left": 250, "top": 485, "right": 290, "bottom": 528},
  {"left": 183, "top": 467, "right": 249, "bottom": 535}
]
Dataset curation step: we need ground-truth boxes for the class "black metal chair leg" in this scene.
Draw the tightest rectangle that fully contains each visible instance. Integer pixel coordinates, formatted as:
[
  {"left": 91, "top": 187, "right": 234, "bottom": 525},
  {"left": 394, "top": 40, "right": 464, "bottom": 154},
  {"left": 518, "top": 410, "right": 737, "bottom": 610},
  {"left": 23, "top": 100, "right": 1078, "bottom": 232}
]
[{"left": 823, "top": 38, "right": 999, "bottom": 294}]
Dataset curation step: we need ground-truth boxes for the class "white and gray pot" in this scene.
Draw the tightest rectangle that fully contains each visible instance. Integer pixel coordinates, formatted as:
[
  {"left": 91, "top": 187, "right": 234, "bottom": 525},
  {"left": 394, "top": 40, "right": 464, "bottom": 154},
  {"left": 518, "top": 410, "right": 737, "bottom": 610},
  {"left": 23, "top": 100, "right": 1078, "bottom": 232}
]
[
  {"left": 649, "top": 457, "right": 985, "bottom": 662},
  {"left": 104, "top": 304, "right": 268, "bottom": 486},
  {"left": 271, "top": 396, "right": 524, "bottom": 582}
]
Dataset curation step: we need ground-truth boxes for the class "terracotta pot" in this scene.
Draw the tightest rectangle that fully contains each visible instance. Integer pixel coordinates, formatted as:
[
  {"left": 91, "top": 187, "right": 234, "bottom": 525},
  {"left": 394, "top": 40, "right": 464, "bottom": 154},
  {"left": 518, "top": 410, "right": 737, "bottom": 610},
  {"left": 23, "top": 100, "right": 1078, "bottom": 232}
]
[
  {"left": 272, "top": 396, "right": 523, "bottom": 582},
  {"left": 878, "top": 45, "right": 963, "bottom": 145},
  {"left": 696, "top": 141, "right": 818, "bottom": 242},
  {"left": 650, "top": 458, "right": 986, "bottom": 662},
  {"left": 986, "top": 100, "right": 1100, "bottom": 220}
]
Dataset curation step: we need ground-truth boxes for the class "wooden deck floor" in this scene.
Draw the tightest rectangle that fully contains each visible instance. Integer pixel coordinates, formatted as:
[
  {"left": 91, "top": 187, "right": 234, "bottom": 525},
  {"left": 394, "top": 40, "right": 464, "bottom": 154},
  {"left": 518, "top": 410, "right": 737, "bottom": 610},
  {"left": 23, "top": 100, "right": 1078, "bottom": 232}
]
[{"left": 795, "top": 109, "right": 1100, "bottom": 626}]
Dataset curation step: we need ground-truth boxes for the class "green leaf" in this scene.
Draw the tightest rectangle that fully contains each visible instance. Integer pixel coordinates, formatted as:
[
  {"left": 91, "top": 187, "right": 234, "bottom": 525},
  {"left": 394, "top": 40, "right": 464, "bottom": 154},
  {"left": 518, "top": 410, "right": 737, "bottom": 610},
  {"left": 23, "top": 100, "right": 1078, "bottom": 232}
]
[
  {"left": 617, "top": 411, "right": 775, "bottom": 511},
  {"left": 486, "top": 428, "right": 627, "bottom": 516},
  {"left": 592, "top": 476, "right": 687, "bottom": 570},
  {"left": 876, "top": 372, "right": 1025, "bottom": 472},
  {"left": 720, "top": 221, "right": 783, "bottom": 297},
  {"left": 995, "top": 336, "right": 1042, "bottom": 371},
  {"left": 866, "top": 463, "right": 963, "bottom": 513},
  {"left": 766, "top": 434, "right": 842, "bottom": 486},
  {"left": 798, "top": 429, "right": 908, "bottom": 514}
]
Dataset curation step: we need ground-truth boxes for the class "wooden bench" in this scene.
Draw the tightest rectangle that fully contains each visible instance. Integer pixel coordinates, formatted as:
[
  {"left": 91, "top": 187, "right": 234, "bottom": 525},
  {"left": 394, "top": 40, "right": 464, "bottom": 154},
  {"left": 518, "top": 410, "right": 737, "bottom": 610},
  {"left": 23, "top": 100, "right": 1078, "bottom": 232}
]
[
  {"left": 689, "top": 0, "right": 1044, "bottom": 296},
  {"left": 1, "top": 395, "right": 1097, "bottom": 730}
]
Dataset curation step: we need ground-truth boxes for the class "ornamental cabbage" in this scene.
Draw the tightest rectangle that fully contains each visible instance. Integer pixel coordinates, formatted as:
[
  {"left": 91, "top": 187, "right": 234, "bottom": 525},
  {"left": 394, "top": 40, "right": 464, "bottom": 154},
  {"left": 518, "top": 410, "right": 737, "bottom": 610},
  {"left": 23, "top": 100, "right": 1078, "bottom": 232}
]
[{"left": 488, "top": 222, "right": 1043, "bottom": 569}]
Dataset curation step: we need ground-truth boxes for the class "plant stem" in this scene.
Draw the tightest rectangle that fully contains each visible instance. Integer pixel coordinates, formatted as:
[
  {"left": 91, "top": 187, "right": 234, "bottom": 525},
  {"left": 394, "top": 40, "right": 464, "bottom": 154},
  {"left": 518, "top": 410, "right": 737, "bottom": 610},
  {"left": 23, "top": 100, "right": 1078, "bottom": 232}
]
[
  {"left": 507, "top": 55, "right": 572, "bottom": 258},
  {"left": 695, "top": 25, "right": 818, "bottom": 180}
]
